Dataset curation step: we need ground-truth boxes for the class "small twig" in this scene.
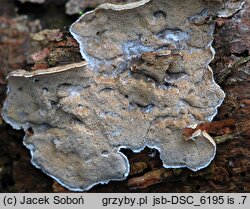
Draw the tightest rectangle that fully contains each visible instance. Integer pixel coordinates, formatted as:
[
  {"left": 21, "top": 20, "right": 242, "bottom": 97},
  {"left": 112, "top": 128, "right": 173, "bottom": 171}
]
[
  {"left": 216, "top": 56, "right": 250, "bottom": 84},
  {"left": 214, "top": 132, "right": 242, "bottom": 144}
]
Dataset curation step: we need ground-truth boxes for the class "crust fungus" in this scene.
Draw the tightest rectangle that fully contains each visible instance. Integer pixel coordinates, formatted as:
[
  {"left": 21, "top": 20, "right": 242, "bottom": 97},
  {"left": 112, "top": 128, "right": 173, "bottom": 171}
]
[{"left": 4, "top": 0, "right": 243, "bottom": 191}]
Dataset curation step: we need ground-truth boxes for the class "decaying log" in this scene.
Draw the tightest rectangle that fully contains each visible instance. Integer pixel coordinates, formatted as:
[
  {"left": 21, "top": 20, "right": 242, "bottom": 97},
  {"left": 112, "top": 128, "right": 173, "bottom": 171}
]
[{"left": 0, "top": 0, "right": 249, "bottom": 192}]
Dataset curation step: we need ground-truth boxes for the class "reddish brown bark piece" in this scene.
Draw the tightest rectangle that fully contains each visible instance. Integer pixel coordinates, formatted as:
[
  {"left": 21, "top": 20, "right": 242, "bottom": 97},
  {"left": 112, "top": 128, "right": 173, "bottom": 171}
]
[
  {"left": 214, "top": 2, "right": 250, "bottom": 55},
  {"left": 128, "top": 168, "right": 168, "bottom": 189},
  {"left": 31, "top": 29, "right": 82, "bottom": 70},
  {"left": 183, "top": 119, "right": 236, "bottom": 139},
  {"left": 0, "top": 16, "right": 41, "bottom": 84}
]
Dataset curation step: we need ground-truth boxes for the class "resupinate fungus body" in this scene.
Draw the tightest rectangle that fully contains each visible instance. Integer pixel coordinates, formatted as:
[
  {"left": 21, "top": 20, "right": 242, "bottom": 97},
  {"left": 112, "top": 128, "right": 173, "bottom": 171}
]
[{"left": 2, "top": 0, "right": 245, "bottom": 191}]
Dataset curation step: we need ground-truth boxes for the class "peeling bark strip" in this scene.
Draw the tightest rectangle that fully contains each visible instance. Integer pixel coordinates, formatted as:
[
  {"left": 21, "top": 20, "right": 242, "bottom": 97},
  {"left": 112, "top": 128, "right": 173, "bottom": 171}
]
[{"left": 2, "top": 0, "right": 245, "bottom": 191}]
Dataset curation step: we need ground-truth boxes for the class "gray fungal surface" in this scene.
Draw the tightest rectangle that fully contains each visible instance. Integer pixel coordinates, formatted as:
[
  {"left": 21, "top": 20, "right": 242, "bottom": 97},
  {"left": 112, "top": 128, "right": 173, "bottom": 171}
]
[{"left": 3, "top": 0, "right": 240, "bottom": 191}]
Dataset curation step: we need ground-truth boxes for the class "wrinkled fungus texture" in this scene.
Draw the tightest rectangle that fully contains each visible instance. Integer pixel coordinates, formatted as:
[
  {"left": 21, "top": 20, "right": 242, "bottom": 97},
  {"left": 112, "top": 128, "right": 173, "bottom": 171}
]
[{"left": 3, "top": 0, "right": 240, "bottom": 191}]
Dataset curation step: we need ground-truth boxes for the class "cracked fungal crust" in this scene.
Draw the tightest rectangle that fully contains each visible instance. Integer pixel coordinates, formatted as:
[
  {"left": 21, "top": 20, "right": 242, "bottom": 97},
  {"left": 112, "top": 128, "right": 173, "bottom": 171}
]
[
  {"left": 2, "top": 0, "right": 230, "bottom": 191},
  {"left": 3, "top": 61, "right": 221, "bottom": 190}
]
